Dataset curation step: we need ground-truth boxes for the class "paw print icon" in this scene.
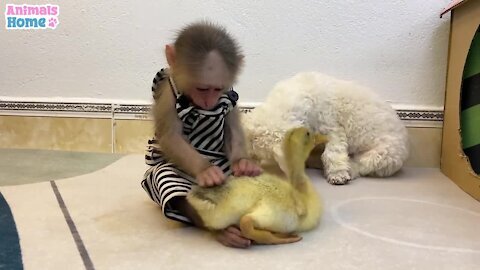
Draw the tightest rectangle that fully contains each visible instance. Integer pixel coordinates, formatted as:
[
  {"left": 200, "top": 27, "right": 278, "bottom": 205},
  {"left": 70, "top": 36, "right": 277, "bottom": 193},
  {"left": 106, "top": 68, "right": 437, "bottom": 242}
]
[{"left": 47, "top": 17, "right": 59, "bottom": 29}]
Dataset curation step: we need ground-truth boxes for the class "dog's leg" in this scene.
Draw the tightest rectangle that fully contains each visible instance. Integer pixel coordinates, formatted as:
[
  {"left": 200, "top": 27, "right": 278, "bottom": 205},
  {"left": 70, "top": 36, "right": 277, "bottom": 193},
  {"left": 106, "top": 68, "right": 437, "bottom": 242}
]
[
  {"left": 239, "top": 215, "right": 302, "bottom": 245},
  {"left": 321, "top": 129, "right": 351, "bottom": 185}
]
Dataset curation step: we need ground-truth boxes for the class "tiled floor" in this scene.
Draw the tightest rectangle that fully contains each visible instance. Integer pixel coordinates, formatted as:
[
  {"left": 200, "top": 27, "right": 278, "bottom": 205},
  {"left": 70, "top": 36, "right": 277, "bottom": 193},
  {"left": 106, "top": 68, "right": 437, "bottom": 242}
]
[
  {"left": 0, "top": 149, "right": 123, "bottom": 186},
  {"left": 0, "top": 152, "right": 479, "bottom": 270}
]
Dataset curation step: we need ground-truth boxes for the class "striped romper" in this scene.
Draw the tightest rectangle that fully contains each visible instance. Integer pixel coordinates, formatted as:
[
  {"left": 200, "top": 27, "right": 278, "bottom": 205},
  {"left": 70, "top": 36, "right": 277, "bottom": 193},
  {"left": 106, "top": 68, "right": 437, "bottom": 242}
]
[{"left": 141, "top": 69, "right": 238, "bottom": 224}]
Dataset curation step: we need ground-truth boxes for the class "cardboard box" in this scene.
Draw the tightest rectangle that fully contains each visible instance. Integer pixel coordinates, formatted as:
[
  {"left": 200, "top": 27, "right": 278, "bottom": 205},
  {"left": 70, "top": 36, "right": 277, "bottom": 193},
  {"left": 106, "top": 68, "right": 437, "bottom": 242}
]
[{"left": 440, "top": 0, "right": 480, "bottom": 200}]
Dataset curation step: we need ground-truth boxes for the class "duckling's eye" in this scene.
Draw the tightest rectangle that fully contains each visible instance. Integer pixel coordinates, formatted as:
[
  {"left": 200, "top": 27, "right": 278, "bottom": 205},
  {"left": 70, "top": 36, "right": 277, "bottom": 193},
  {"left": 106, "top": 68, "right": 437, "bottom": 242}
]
[{"left": 306, "top": 131, "right": 310, "bottom": 137}]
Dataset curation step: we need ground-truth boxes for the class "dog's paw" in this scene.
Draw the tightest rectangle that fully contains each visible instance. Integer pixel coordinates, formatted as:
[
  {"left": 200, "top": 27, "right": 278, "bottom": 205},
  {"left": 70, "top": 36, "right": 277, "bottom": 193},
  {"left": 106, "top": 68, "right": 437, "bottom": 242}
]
[{"left": 327, "top": 171, "right": 351, "bottom": 185}]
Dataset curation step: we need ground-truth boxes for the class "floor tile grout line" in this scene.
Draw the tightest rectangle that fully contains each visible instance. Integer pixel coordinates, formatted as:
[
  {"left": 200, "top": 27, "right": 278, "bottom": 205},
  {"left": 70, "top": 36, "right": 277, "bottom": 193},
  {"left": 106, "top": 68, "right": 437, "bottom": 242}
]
[{"left": 50, "top": 180, "right": 95, "bottom": 270}]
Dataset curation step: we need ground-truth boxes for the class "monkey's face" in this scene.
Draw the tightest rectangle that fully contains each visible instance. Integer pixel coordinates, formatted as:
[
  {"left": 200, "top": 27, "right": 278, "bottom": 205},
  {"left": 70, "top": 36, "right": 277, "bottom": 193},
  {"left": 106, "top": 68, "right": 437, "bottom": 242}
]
[
  {"left": 188, "top": 86, "right": 225, "bottom": 110},
  {"left": 185, "top": 51, "right": 233, "bottom": 110}
]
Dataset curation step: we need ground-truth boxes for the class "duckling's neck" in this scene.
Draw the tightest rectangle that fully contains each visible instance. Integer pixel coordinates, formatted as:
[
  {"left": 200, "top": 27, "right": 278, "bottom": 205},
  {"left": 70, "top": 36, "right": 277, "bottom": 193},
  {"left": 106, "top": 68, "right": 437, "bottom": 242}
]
[{"left": 284, "top": 155, "right": 309, "bottom": 191}]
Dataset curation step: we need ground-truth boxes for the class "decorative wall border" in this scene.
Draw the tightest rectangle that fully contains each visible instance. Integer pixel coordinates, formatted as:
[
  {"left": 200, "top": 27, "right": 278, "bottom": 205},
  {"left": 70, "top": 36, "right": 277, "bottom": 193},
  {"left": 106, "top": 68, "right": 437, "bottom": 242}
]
[
  {"left": 395, "top": 110, "right": 444, "bottom": 122},
  {"left": 0, "top": 101, "right": 112, "bottom": 113},
  {"left": 0, "top": 100, "right": 443, "bottom": 123}
]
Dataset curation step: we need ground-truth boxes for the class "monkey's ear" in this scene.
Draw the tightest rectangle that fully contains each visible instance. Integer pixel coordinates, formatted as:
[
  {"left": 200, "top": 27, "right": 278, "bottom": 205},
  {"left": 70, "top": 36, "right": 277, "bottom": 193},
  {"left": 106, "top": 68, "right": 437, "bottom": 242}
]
[
  {"left": 165, "top": 44, "right": 176, "bottom": 67},
  {"left": 238, "top": 54, "right": 245, "bottom": 65}
]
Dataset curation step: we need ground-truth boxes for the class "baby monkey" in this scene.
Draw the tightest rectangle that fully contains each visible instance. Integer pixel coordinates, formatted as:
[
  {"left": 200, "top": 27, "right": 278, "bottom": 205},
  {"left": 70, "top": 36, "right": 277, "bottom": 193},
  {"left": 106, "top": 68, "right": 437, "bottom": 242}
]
[{"left": 141, "top": 21, "right": 262, "bottom": 248}]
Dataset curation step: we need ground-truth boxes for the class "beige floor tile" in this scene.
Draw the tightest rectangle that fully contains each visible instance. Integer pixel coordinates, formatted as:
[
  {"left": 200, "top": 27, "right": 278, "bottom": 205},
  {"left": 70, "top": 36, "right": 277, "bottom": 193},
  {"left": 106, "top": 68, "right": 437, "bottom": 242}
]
[
  {"left": 405, "top": 127, "right": 442, "bottom": 168},
  {"left": 0, "top": 116, "right": 112, "bottom": 152},
  {"left": 114, "top": 119, "right": 153, "bottom": 154}
]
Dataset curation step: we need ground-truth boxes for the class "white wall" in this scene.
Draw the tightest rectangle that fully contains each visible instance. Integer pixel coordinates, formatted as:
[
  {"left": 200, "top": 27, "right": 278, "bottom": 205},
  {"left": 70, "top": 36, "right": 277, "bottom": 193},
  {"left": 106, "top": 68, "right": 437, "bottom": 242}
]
[{"left": 0, "top": 0, "right": 451, "bottom": 108}]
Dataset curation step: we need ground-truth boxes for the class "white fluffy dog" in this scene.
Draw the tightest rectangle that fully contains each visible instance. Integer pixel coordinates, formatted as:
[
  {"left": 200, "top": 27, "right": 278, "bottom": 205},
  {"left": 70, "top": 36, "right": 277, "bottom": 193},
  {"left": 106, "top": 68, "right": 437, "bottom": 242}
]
[{"left": 242, "top": 72, "right": 409, "bottom": 185}]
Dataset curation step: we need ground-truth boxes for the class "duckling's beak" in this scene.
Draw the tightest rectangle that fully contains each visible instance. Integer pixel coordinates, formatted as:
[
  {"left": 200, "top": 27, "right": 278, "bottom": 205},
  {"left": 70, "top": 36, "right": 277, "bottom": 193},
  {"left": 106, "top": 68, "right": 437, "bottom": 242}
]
[{"left": 314, "top": 134, "right": 329, "bottom": 145}]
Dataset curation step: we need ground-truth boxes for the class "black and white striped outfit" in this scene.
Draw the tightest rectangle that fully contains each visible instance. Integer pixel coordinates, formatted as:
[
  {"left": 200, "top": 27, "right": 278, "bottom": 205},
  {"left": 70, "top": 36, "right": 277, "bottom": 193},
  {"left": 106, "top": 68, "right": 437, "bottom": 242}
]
[{"left": 141, "top": 69, "right": 238, "bottom": 224}]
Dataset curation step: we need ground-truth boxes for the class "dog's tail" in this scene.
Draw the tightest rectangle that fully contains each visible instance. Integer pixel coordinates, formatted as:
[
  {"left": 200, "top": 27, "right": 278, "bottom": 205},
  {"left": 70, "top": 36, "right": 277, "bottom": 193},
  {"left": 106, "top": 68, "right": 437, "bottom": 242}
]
[{"left": 350, "top": 136, "right": 409, "bottom": 177}]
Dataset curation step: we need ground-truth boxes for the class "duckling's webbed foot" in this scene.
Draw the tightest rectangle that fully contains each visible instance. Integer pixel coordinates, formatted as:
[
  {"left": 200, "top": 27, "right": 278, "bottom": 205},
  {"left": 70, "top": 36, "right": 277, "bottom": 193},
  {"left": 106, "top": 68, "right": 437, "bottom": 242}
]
[
  {"left": 239, "top": 216, "right": 302, "bottom": 245},
  {"left": 272, "top": 232, "right": 301, "bottom": 239}
]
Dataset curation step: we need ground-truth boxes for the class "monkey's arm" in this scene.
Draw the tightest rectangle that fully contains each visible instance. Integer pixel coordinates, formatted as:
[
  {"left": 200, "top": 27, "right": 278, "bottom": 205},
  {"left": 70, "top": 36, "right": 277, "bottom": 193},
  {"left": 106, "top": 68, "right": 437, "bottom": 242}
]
[
  {"left": 224, "top": 107, "right": 249, "bottom": 163},
  {"left": 153, "top": 85, "right": 212, "bottom": 177}
]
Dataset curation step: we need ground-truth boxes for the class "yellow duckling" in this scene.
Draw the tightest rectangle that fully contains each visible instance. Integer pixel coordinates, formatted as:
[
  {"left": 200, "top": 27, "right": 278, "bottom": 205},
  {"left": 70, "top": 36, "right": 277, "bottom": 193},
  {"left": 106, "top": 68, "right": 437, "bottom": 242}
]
[{"left": 187, "top": 127, "right": 328, "bottom": 244}]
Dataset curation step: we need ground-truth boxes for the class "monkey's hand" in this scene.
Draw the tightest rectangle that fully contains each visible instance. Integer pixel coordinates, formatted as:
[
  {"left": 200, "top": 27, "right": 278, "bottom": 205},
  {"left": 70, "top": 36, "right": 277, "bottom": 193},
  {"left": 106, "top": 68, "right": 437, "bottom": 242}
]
[
  {"left": 232, "top": 158, "right": 263, "bottom": 177},
  {"left": 196, "top": 166, "right": 226, "bottom": 187}
]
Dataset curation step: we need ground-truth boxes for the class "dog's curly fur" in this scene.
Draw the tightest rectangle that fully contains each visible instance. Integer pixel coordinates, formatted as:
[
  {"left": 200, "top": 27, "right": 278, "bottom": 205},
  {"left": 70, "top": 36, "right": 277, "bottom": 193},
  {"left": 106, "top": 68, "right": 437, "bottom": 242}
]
[{"left": 242, "top": 72, "right": 409, "bottom": 185}]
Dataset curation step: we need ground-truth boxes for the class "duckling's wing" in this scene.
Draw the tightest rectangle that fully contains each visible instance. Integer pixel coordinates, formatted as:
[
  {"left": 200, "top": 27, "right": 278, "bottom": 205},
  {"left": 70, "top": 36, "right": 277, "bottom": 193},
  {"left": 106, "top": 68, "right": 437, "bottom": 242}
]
[{"left": 187, "top": 184, "right": 230, "bottom": 210}]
